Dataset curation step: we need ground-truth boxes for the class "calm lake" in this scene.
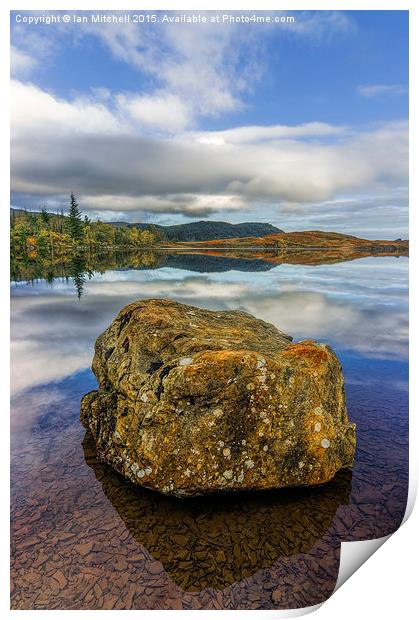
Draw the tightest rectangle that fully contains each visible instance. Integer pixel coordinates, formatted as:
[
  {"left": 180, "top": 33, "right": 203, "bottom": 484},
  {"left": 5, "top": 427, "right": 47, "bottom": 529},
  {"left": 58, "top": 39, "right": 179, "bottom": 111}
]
[{"left": 10, "top": 252, "right": 408, "bottom": 610}]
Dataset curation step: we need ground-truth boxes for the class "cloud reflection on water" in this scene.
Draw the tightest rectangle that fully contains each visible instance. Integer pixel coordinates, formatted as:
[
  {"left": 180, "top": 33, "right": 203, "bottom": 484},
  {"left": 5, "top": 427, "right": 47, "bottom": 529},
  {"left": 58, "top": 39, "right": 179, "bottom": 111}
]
[{"left": 11, "top": 257, "right": 408, "bottom": 397}]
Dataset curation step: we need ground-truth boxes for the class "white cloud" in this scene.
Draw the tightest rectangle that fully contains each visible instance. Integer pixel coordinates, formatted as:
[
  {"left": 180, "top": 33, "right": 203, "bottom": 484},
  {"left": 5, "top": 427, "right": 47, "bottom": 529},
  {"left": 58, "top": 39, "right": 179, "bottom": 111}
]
[
  {"left": 192, "top": 122, "right": 349, "bottom": 145},
  {"left": 78, "top": 17, "right": 256, "bottom": 130},
  {"left": 11, "top": 80, "right": 127, "bottom": 139},
  {"left": 116, "top": 92, "right": 191, "bottom": 132},
  {"left": 357, "top": 84, "right": 407, "bottom": 98},
  {"left": 10, "top": 19, "right": 59, "bottom": 77},
  {"left": 10, "top": 45, "right": 38, "bottom": 77},
  {"left": 11, "top": 80, "right": 408, "bottom": 218},
  {"left": 11, "top": 10, "right": 357, "bottom": 132},
  {"left": 281, "top": 10, "right": 355, "bottom": 40},
  {"left": 80, "top": 11, "right": 355, "bottom": 127}
]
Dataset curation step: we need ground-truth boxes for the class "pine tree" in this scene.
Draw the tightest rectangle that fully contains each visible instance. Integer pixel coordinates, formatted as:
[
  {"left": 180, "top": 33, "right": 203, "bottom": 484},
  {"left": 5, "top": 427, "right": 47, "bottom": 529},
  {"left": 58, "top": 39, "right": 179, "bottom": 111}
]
[
  {"left": 41, "top": 208, "right": 50, "bottom": 227},
  {"left": 66, "top": 193, "right": 83, "bottom": 241}
]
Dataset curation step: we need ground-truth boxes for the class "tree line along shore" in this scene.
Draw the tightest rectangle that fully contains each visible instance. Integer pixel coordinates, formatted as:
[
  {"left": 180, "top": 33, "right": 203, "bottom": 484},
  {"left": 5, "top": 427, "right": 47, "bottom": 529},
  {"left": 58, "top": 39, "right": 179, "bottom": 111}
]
[
  {"left": 11, "top": 194, "right": 162, "bottom": 260},
  {"left": 11, "top": 194, "right": 408, "bottom": 263}
]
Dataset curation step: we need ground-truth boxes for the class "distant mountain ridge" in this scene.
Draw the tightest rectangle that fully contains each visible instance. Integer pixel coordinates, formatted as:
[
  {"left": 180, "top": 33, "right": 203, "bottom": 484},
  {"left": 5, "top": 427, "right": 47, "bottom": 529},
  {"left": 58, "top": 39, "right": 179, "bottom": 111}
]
[{"left": 109, "top": 220, "right": 283, "bottom": 241}]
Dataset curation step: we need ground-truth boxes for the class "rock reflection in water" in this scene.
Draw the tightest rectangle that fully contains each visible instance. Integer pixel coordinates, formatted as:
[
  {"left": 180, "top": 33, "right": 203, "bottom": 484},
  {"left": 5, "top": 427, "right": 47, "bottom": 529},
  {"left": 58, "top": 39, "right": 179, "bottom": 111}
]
[{"left": 83, "top": 432, "right": 351, "bottom": 592}]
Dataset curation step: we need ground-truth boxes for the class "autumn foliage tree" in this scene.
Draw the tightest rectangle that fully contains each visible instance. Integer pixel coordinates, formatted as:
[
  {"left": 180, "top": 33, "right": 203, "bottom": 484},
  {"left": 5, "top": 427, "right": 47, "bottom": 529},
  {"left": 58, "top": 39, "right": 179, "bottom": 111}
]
[{"left": 11, "top": 202, "right": 160, "bottom": 260}]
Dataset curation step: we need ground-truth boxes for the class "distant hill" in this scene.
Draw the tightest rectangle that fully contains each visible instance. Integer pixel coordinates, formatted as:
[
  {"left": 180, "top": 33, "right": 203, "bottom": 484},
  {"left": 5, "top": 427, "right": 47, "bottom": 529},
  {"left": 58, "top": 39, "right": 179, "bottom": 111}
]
[
  {"left": 11, "top": 207, "right": 68, "bottom": 221},
  {"left": 109, "top": 220, "right": 283, "bottom": 241},
  {"left": 172, "top": 230, "right": 409, "bottom": 265},
  {"left": 173, "top": 230, "right": 409, "bottom": 250}
]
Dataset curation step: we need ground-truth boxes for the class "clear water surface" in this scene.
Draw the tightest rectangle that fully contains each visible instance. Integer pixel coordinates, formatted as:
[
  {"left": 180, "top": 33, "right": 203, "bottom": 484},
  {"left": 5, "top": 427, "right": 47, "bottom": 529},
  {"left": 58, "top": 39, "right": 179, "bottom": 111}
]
[{"left": 10, "top": 253, "right": 408, "bottom": 610}]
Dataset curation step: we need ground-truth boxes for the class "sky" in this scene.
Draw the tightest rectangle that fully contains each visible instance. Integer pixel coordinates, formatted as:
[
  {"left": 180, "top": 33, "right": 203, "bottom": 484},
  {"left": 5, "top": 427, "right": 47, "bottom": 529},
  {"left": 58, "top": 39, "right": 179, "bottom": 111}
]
[{"left": 10, "top": 10, "right": 408, "bottom": 237}]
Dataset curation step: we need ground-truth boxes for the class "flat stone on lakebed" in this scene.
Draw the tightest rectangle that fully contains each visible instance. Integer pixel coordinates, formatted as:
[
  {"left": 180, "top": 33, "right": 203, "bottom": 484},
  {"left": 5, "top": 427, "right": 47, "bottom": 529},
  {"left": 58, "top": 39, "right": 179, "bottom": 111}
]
[{"left": 80, "top": 298, "right": 356, "bottom": 497}]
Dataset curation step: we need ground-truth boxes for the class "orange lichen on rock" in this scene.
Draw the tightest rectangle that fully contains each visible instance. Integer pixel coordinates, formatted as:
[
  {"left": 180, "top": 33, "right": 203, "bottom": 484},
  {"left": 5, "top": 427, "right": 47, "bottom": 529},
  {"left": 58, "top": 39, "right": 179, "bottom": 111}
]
[
  {"left": 81, "top": 299, "right": 356, "bottom": 497},
  {"left": 281, "top": 341, "right": 329, "bottom": 368}
]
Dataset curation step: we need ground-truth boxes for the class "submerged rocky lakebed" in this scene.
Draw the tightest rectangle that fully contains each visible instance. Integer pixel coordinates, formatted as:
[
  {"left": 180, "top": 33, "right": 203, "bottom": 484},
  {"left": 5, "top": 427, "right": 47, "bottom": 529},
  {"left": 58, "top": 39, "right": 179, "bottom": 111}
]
[{"left": 10, "top": 252, "right": 408, "bottom": 609}]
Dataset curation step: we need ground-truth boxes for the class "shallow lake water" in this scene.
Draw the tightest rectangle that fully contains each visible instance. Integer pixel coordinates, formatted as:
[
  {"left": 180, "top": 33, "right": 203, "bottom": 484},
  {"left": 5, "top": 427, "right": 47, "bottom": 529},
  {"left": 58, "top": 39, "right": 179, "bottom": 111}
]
[{"left": 10, "top": 252, "right": 408, "bottom": 610}]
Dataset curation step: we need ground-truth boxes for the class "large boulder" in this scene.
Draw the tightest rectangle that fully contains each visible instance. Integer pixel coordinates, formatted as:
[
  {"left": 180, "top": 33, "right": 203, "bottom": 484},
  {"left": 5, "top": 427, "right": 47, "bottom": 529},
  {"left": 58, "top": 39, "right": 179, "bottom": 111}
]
[{"left": 81, "top": 299, "right": 356, "bottom": 497}]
